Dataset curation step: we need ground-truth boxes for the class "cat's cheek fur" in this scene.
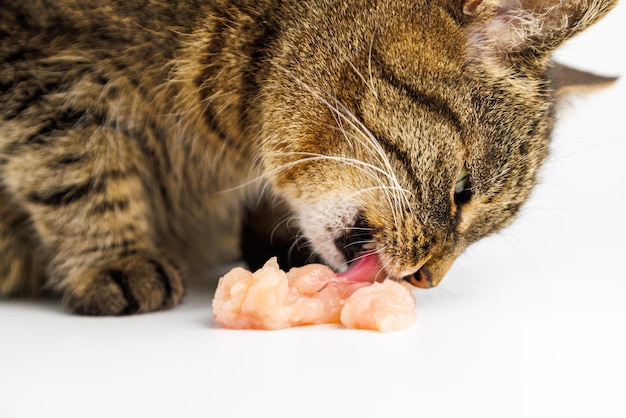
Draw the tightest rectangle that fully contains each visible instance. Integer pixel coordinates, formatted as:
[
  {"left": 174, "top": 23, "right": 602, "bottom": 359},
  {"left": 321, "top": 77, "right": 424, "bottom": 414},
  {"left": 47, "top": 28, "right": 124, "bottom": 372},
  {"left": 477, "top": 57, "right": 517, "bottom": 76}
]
[{"left": 287, "top": 195, "right": 361, "bottom": 271}]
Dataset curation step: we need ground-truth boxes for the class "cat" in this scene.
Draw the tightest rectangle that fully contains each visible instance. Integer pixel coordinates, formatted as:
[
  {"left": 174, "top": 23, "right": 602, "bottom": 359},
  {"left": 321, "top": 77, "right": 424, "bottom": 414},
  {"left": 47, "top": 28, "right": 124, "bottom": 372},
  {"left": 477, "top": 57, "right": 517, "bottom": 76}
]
[{"left": 0, "top": 0, "right": 618, "bottom": 315}]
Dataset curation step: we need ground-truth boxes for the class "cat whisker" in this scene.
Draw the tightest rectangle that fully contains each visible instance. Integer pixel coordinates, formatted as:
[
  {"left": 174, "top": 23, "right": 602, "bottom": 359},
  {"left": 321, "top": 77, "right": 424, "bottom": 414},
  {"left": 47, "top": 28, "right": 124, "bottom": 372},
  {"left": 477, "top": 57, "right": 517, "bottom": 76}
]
[
  {"left": 331, "top": 40, "right": 379, "bottom": 100},
  {"left": 348, "top": 185, "right": 410, "bottom": 200},
  {"left": 334, "top": 225, "right": 373, "bottom": 232},
  {"left": 267, "top": 213, "right": 300, "bottom": 245},
  {"left": 378, "top": 253, "right": 396, "bottom": 280},
  {"left": 347, "top": 246, "right": 381, "bottom": 264},
  {"left": 271, "top": 62, "right": 409, "bottom": 205},
  {"left": 544, "top": 140, "right": 615, "bottom": 164},
  {"left": 323, "top": 91, "right": 407, "bottom": 234},
  {"left": 288, "top": 233, "right": 317, "bottom": 265},
  {"left": 266, "top": 151, "right": 397, "bottom": 187},
  {"left": 267, "top": 151, "right": 408, "bottom": 226},
  {"left": 242, "top": 62, "right": 412, "bottom": 255},
  {"left": 481, "top": 166, "right": 513, "bottom": 189},
  {"left": 367, "top": 25, "right": 378, "bottom": 101},
  {"left": 342, "top": 240, "right": 377, "bottom": 252},
  {"left": 323, "top": 102, "right": 404, "bottom": 223},
  {"left": 329, "top": 97, "right": 412, "bottom": 211},
  {"left": 345, "top": 245, "right": 391, "bottom": 280}
]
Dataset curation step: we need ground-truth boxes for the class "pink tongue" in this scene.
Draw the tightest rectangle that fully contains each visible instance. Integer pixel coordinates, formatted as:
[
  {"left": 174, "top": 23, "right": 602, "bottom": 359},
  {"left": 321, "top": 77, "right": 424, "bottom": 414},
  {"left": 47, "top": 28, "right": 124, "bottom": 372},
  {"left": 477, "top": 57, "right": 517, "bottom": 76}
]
[{"left": 337, "top": 253, "right": 386, "bottom": 283}]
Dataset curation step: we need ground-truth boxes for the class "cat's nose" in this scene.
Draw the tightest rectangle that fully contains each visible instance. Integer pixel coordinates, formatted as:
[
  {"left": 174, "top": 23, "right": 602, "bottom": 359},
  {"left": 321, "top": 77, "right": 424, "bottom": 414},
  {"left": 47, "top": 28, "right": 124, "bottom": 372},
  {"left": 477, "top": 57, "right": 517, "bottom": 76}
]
[{"left": 403, "top": 269, "right": 433, "bottom": 289}]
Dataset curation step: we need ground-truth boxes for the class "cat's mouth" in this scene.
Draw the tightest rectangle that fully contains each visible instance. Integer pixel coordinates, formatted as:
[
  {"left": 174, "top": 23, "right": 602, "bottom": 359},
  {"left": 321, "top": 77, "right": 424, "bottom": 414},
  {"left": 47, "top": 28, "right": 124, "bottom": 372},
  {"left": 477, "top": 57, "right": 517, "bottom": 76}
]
[
  {"left": 304, "top": 209, "right": 434, "bottom": 288},
  {"left": 336, "top": 252, "right": 433, "bottom": 288},
  {"left": 336, "top": 252, "right": 386, "bottom": 283},
  {"left": 334, "top": 221, "right": 433, "bottom": 288}
]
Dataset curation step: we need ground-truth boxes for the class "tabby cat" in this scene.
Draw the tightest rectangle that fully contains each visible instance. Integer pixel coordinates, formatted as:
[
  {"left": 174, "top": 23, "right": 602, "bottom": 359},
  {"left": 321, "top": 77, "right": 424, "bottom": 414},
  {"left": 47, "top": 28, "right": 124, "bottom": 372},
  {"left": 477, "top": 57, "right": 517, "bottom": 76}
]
[{"left": 0, "top": 0, "right": 618, "bottom": 314}]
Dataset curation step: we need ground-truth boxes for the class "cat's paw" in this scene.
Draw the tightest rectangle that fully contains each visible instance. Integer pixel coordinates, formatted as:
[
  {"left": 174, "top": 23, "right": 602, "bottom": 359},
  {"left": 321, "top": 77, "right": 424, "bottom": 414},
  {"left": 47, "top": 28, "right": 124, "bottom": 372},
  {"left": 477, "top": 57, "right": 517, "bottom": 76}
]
[{"left": 62, "top": 253, "right": 185, "bottom": 315}]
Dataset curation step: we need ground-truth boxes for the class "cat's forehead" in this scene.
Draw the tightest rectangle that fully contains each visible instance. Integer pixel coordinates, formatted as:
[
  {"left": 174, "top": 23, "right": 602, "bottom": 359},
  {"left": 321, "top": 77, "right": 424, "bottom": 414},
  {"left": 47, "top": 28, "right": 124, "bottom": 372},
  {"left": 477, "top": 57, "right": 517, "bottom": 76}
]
[
  {"left": 374, "top": 1, "right": 466, "bottom": 60},
  {"left": 367, "top": 4, "right": 472, "bottom": 97}
]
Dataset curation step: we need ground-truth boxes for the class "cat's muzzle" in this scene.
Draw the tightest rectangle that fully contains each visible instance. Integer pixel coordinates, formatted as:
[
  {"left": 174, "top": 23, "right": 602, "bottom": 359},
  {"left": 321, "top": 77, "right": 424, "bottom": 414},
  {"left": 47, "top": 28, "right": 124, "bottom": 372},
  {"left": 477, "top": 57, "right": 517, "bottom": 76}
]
[{"left": 334, "top": 216, "right": 434, "bottom": 288}]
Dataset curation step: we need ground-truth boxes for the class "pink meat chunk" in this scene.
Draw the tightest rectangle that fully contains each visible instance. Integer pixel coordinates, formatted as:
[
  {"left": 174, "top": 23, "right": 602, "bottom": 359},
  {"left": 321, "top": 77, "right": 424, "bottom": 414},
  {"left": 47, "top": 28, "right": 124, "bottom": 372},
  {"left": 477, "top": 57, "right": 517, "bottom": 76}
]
[
  {"left": 340, "top": 281, "right": 417, "bottom": 332},
  {"left": 212, "top": 257, "right": 416, "bottom": 332}
]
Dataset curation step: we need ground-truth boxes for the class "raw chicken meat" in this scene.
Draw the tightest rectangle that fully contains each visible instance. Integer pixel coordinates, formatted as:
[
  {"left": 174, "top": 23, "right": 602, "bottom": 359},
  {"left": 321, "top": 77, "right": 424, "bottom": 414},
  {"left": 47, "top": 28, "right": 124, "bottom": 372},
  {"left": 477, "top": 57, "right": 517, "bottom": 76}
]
[
  {"left": 340, "top": 281, "right": 417, "bottom": 332},
  {"left": 212, "top": 256, "right": 416, "bottom": 332}
]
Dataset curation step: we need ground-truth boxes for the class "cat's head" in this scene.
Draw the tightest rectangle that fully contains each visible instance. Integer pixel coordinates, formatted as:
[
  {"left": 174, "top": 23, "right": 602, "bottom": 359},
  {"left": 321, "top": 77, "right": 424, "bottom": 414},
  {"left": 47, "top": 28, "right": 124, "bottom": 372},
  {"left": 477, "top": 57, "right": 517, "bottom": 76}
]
[{"left": 259, "top": 0, "right": 617, "bottom": 285}]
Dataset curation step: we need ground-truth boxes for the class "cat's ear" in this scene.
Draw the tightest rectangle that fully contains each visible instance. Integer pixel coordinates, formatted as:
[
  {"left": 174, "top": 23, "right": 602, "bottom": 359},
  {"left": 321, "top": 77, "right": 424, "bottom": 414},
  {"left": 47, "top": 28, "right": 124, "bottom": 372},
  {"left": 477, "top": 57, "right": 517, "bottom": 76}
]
[
  {"left": 463, "top": 0, "right": 618, "bottom": 66},
  {"left": 550, "top": 62, "right": 618, "bottom": 96}
]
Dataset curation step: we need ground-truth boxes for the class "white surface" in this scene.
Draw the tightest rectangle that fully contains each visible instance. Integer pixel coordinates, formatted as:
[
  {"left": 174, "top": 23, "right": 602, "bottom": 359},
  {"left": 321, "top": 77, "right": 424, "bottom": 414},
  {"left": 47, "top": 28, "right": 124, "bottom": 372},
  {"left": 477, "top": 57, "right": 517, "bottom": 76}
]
[{"left": 2, "top": 5, "right": 625, "bottom": 418}]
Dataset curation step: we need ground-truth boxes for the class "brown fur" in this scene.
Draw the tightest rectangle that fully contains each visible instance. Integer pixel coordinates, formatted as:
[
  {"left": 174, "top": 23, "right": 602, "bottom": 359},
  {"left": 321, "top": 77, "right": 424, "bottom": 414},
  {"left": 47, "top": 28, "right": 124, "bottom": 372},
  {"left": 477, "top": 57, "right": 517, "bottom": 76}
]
[{"left": 0, "top": 0, "right": 618, "bottom": 314}]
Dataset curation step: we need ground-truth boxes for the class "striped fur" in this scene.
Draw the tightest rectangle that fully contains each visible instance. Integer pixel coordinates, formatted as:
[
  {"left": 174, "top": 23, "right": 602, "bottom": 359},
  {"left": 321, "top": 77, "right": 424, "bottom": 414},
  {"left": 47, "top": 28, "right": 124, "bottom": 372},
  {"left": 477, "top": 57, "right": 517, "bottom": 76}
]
[{"left": 0, "top": 0, "right": 617, "bottom": 314}]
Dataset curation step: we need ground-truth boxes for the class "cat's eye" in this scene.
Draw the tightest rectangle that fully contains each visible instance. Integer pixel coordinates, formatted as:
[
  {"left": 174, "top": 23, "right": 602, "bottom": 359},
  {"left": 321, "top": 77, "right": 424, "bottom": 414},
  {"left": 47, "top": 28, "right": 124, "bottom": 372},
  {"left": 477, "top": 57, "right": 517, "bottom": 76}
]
[{"left": 454, "top": 165, "right": 472, "bottom": 205}]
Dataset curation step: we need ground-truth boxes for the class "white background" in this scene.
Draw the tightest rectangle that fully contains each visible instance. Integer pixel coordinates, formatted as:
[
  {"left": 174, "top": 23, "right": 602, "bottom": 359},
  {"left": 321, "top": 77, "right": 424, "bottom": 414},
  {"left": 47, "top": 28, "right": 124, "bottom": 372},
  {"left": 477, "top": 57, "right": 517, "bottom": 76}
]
[{"left": 1, "top": 3, "right": 625, "bottom": 418}]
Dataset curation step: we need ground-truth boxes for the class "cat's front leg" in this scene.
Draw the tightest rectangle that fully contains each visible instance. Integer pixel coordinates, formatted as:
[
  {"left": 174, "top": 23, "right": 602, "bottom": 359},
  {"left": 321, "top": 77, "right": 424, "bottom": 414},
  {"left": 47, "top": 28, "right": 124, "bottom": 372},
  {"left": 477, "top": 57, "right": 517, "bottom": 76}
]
[{"left": 4, "top": 112, "right": 185, "bottom": 315}]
